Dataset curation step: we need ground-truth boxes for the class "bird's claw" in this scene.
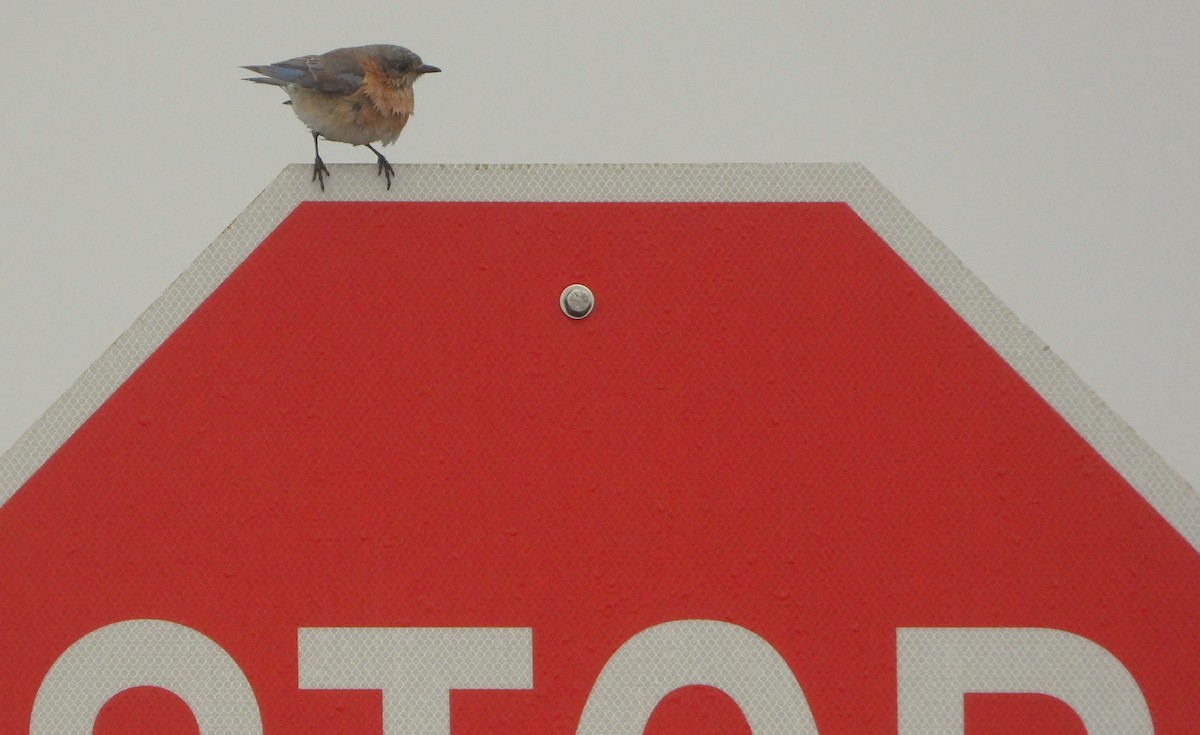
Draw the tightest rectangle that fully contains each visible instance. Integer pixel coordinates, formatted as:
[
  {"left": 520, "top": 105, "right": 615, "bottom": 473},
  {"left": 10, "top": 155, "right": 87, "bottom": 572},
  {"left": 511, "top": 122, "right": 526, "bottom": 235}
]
[
  {"left": 376, "top": 156, "right": 395, "bottom": 190},
  {"left": 312, "top": 156, "right": 331, "bottom": 192}
]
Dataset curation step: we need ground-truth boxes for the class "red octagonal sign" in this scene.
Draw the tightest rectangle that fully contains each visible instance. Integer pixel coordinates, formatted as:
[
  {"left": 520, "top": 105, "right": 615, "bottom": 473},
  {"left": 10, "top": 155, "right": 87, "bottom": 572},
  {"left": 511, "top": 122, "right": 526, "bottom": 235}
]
[{"left": 2, "top": 164, "right": 1197, "bottom": 733}]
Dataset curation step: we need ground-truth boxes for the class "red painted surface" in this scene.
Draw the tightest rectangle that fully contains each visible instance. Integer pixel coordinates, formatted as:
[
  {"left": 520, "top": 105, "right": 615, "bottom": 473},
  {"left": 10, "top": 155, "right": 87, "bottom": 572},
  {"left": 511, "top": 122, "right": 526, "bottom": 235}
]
[
  {"left": 95, "top": 688, "right": 201, "bottom": 735},
  {"left": 2, "top": 202, "right": 1197, "bottom": 731},
  {"left": 644, "top": 686, "right": 754, "bottom": 734},
  {"left": 965, "top": 693, "right": 1087, "bottom": 735}
]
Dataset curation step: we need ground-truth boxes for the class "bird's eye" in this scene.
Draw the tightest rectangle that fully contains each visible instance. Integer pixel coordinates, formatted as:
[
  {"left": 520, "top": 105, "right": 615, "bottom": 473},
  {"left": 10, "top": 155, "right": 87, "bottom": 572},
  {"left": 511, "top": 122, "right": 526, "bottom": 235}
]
[{"left": 381, "top": 49, "right": 423, "bottom": 75}]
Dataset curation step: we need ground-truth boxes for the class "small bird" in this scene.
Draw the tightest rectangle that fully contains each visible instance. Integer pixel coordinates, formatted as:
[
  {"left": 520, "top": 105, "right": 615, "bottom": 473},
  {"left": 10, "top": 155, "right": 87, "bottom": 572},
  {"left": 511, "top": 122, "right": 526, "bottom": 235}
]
[{"left": 243, "top": 44, "right": 440, "bottom": 190}]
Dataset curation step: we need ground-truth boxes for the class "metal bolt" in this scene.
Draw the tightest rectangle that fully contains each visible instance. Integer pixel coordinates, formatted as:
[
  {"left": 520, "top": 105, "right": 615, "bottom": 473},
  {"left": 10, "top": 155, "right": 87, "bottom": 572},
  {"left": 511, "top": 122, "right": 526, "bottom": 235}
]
[{"left": 560, "top": 284, "right": 595, "bottom": 319}]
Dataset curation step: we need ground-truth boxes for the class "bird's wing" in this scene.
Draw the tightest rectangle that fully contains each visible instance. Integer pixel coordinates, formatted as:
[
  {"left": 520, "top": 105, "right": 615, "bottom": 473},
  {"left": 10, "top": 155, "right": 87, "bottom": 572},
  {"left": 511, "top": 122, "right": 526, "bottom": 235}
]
[{"left": 241, "top": 52, "right": 365, "bottom": 95}]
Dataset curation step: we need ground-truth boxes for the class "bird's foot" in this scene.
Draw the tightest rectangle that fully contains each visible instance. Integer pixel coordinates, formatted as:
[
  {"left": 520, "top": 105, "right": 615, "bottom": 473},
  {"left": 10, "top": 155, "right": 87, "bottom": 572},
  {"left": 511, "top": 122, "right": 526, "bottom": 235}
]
[
  {"left": 312, "top": 156, "right": 331, "bottom": 191},
  {"left": 375, "top": 153, "right": 395, "bottom": 190}
]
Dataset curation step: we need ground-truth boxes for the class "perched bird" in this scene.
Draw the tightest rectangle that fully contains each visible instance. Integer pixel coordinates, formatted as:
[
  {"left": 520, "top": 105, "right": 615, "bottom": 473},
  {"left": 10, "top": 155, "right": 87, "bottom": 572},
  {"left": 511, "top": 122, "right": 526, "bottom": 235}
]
[{"left": 243, "top": 44, "right": 440, "bottom": 190}]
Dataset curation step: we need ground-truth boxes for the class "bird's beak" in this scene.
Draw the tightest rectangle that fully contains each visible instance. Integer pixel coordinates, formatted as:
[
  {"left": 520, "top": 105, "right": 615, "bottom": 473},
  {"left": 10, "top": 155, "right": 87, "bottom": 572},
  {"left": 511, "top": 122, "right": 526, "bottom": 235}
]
[{"left": 419, "top": 64, "right": 441, "bottom": 74}]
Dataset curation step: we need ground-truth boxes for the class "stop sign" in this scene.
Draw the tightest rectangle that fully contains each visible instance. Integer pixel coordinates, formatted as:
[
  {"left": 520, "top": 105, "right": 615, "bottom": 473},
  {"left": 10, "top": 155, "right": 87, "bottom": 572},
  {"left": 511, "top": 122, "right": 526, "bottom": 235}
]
[{"left": 1, "top": 164, "right": 1197, "bottom": 733}]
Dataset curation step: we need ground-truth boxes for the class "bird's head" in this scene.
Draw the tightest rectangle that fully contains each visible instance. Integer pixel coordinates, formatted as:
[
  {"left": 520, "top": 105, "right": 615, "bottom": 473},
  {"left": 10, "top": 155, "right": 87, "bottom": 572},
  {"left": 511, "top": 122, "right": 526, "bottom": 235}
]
[{"left": 377, "top": 45, "right": 441, "bottom": 82}]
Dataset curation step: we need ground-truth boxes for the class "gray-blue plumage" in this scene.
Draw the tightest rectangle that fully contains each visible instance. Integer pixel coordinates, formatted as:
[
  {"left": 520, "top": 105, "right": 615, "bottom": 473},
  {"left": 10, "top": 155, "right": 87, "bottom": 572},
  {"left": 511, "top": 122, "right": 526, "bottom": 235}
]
[{"left": 242, "top": 45, "right": 430, "bottom": 96}]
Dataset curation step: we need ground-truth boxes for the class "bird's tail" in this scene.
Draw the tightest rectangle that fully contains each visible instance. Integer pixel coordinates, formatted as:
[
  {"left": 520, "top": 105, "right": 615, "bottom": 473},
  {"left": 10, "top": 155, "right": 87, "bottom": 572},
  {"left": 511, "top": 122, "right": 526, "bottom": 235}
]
[
  {"left": 241, "top": 63, "right": 312, "bottom": 86},
  {"left": 242, "top": 75, "right": 289, "bottom": 86},
  {"left": 241, "top": 65, "right": 299, "bottom": 86}
]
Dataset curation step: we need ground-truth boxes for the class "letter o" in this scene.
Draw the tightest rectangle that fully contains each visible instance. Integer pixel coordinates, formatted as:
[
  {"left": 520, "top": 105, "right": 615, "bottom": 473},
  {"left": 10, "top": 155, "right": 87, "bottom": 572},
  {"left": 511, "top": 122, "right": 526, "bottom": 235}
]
[
  {"left": 577, "top": 619, "right": 818, "bottom": 734},
  {"left": 31, "top": 619, "right": 262, "bottom": 734}
]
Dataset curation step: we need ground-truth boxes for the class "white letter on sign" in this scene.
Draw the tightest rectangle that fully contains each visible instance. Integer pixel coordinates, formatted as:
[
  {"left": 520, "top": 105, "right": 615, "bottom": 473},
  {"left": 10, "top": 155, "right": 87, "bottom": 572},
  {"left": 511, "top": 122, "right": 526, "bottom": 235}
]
[
  {"left": 897, "top": 627, "right": 1152, "bottom": 734},
  {"left": 30, "top": 619, "right": 262, "bottom": 734},
  {"left": 298, "top": 627, "right": 532, "bottom": 734},
  {"left": 576, "top": 619, "right": 818, "bottom": 734}
]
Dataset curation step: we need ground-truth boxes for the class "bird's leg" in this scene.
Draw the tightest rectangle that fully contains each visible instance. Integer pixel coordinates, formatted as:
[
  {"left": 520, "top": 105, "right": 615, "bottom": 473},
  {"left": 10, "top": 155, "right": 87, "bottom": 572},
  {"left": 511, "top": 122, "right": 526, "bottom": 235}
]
[
  {"left": 311, "top": 132, "right": 331, "bottom": 191},
  {"left": 365, "top": 144, "right": 395, "bottom": 190}
]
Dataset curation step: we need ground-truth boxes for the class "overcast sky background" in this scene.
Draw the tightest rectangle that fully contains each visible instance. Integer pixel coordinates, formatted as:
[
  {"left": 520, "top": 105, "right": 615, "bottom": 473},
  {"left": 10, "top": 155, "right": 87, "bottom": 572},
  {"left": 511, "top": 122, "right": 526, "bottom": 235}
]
[{"left": 1, "top": 2, "right": 1196, "bottom": 491}]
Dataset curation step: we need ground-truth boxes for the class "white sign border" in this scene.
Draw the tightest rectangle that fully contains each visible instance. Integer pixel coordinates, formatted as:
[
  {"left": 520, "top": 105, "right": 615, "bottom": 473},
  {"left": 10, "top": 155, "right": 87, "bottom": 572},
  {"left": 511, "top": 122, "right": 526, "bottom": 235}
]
[{"left": 2, "top": 163, "right": 1196, "bottom": 552}]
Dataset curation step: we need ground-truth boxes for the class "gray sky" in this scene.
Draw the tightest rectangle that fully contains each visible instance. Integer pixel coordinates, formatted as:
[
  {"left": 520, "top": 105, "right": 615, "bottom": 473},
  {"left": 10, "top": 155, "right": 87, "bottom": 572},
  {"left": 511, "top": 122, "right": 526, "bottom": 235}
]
[{"left": 1, "top": 1, "right": 1196, "bottom": 491}]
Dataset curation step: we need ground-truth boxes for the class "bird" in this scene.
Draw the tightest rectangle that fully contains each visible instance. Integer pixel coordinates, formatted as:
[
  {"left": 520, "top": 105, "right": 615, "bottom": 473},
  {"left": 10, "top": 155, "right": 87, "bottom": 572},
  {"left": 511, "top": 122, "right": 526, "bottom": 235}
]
[{"left": 243, "top": 44, "right": 440, "bottom": 191}]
